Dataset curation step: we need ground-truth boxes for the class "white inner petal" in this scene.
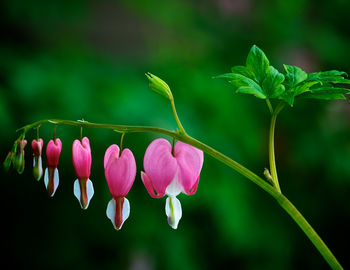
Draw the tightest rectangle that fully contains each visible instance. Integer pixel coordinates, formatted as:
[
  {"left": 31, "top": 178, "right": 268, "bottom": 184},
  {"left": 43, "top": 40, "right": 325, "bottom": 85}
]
[
  {"left": 165, "top": 196, "right": 182, "bottom": 229},
  {"left": 44, "top": 168, "right": 59, "bottom": 197},
  {"left": 73, "top": 179, "right": 94, "bottom": 209},
  {"left": 165, "top": 171, "right": 182, "bottom": 197},
  {"left": 44, "top": 168, "right": 48, "bottom": 188},
  {"left": 38, "top": 157, "right": 43, "bottom": 176},
  {"left": 106, "top": 197, "right": 130, "bottom": 230},
  {"left": 106, "top": 199, "right": 116, "bottom": 229},
  {"left": 73, "top": 179, "right": 80, "bottom": 203},
  {"left": 121, "top": 197, "right": 130, "bottom": 230},
  {"left": 86, "top": 178, "right": 94, "bottom": 208},
  {"left": 52, "top": 168, "right": 59, "bottom": 197}
]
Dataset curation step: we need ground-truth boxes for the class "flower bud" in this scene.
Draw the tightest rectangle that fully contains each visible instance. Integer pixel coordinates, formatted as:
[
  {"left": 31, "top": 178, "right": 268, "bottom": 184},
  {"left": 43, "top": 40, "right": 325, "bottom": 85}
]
[
  {"left": 145, "top": 72, "right": 173, "bottom": 100},
  {"left": 32, "top": 139, "right": 44, "bottom": 181},
  {"left": 44, "top": 138, "right": 62, "bottom": 197},
  {"left": 15, "top": 139, "right": 27, "bottom": 174},
  {"left": 3, "top": 151, "right": 14, "bottom": 172},
  {"left": 72, "top": 137, "right": 94, "bottom": 209}
]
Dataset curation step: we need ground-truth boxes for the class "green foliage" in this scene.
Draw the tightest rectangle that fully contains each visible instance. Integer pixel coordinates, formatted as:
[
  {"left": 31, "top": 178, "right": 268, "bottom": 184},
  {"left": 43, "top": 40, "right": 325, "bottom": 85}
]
[
  {"left": 2, "top": 0, "right": 350, "bottom": 269},
  {"left": 215, "top": 45, "right": 285, "bottom": 99},
  {"left": 216, "top": 45, "right": 350, "bottom": 106}
]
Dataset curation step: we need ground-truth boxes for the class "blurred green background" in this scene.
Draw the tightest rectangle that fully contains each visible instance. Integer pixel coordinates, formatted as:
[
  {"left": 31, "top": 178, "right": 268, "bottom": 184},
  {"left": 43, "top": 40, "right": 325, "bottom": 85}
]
[{"left": 1, "top": 0, "right": 350, "bottom": 269}]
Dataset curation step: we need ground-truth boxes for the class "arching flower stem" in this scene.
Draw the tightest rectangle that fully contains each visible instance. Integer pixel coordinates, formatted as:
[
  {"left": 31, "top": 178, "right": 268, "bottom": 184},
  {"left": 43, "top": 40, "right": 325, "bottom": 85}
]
[{"left": 15, "top": 118, "right": 342, "bottom": 269}]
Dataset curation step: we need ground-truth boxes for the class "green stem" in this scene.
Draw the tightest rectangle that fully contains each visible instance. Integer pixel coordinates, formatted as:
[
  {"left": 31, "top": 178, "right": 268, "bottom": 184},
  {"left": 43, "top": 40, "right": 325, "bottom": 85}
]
[
  {"left": 276, "top": 194, "right": 343, "bottom": 270},
  {"left": 16, "top": 118, "right": 342, "bottom": 269},
  {"left": 266, "top": 99, "right": 273, "bottom": 114},
  {"left": 170, "top": 98, "right": 186, "bottom": 135},
  {"left": 120, "top": 132, "right": 125, "bottom": 151},
  {"left": 268, "top": 103, "right": 284, "bottom": 193}
]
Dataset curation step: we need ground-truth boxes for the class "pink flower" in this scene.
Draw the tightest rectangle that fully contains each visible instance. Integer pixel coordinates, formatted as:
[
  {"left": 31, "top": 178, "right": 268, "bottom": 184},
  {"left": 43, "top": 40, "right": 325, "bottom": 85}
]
[
  {"left": 104, "top": 144, "right": 136, "bottom": 230},
  {"left": 44, "top": 138, "right": 62, "bottom": 197},
  {"left": 141, "top": 138, "right": 204, "bottom": 229},
  {"left": 32, "top": 139, "right": 44, "bottom": 181},
  {"left": 72, "top": 137, "right": 94, "bottom": 209}
]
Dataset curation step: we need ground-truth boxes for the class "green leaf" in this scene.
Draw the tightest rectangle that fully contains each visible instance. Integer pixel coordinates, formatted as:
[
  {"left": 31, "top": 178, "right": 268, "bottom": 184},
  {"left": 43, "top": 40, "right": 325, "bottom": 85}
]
[
  {"left": 294, "top": 81, "right": 318, "bottom": 96},
  {"left": 307, "top": 70, "right": 350, "bottom": 84},
  {"left": 214, "top": 45, "right": 350, "bottom": 105},
  {"left": 302, "top": 93, "right": 346, "bottom": 100},
  {"left": 262, "top": 66, "right": 285, "bottom": 98},
  {"left": 231, "top": 66, "right": 255, "bottom": 79},
  {"left": 283, "top": 65, "right": 308, "bottom": 88},
  {"left": 279, "top": 81, "right": 318, "bottom": 106},
  {"left": 215, "top": 73, "right": 266, "bottom": 99},
  {"left": 246, "top": 45, "right": 269, "bottom": 83},
  {"left": 301, "top": 84, "right": 350, "bottom": 100}
]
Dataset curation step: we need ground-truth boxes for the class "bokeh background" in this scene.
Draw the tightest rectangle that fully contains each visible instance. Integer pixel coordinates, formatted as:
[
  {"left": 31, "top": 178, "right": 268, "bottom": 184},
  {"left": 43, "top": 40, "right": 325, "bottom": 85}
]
[{"left": 1, "top": 0, "right": 350, "bottom": 269}]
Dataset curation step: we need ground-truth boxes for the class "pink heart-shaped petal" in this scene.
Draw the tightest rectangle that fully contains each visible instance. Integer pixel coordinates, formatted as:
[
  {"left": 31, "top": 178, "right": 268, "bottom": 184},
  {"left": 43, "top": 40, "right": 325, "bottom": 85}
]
[
  {"left": 105, "top": 148, "right": 136, "bottom": 198},
  {"left": 143, "top": 138, "right": 177, "bottom": 197},
  {"left": 104, "top": 144, "right": 120, "bottom": 169},
  {"left": 174, "top": 141, "right": 203, "bottom": 195},
  {"left": 72, "top": 137, "right": 91, "bottom": 179}
]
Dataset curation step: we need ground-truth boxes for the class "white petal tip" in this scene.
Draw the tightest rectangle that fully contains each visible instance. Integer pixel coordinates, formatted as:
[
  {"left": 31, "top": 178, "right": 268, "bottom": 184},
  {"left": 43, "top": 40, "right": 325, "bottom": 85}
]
[
  {"left": 165, "top": 196, "right": 182, "bottom": 230},
  {"left": 73, "top": 179, "right": 94, "bottom": 209},
  {"left": 44, "top": 168, "right": 59, "bottom": 197},
  {"left": 106, "top": 197, "right": 130, "bottom": 230}
]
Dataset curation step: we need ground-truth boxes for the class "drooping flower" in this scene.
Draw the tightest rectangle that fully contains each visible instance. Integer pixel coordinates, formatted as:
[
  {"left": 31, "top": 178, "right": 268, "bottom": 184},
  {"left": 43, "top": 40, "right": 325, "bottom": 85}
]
[
  {"left": 72, "top": 137, "right": 94, "bottom": 209},
  {"left": 15, "top": 139, "right": 27, "bottom": 174},
  {"left": 141, "top": 138, "right": 204, "bottom": 229},
  {"left": 104, "top": 144, "right": 136, "bottom": 230},
  {"left": 32, "top": 139, "right": 44, "bottom": 181},
  {"left": 44, "top": 138, "right": 62, "bottom": 197}
]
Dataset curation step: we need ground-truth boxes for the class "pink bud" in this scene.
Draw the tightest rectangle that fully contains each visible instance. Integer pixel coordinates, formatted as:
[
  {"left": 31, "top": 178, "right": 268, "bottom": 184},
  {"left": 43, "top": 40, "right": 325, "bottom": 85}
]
[
  {"left": 46, "top": 139, "right": 62, "bottom": 168},
  {"left": 32, "top": 139, "right": 44, "bottom": 181},
  {"left": 72, "top": 137, "right": 91, "bottom": 180},
  {"left": 44, "top": 138, "right": 62, "bottom": 197},
  {"left": 17, "top": 139, "right": 27, "bottom": 149},
  {"left": 31, "top": 139, "right": 43, "bottom": 157},
  {"left": 141, "top": 138, "right": 203, "bottom": 229},
  {"left": 72, "top": 137, "right": 94, "bottom": 209},
  {"left": 104, "top": 144, "right": 136, "bottom": 230}
]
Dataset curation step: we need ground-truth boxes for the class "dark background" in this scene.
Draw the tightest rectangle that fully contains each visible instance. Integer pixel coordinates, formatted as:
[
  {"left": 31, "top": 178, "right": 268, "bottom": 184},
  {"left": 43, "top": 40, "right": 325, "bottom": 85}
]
[{"left": 1, "top": 0, "right": 350, "bottom": 269}]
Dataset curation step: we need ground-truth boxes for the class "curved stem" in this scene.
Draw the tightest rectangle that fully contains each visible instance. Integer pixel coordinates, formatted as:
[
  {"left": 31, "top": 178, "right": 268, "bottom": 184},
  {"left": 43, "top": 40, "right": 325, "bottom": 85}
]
[
  {"left": 268, "top": 102, "right": 286, "bottom": 193},
  {"left": 170, "top": 98, "right": 186, "bottom": 135},
  {"left": 120, "top": 132, "right": 125, "bottom": 151},
  {"left": 269, "top": 108, "right": 281, "bottom": 193},
  {"left": 276, "top": 194, "right": 343, "bottom": 270},
  {"left": 16, "top": 118, "right": 342, "bottom": 269}
]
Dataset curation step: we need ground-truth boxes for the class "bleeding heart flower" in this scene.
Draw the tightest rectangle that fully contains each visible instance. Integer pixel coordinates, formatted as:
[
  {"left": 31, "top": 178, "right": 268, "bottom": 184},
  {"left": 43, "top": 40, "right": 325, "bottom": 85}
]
[
  {"left": 15, "top": 139, "right": 27, "bottom": 174},
  {"left": 44, "top": 138, "right": 62, "bottom": 197},
  {"left": 72, "top": 137, "right": 94, "bottom": 209},
  {"left": 32, "top": 139, "right": 44, "bottom": 181},
  {"left": 104, "top": 144, "right": 136, "bottom": 230},
  {"left": 141, "top": 138, "right": 203, "bottom": 229}
]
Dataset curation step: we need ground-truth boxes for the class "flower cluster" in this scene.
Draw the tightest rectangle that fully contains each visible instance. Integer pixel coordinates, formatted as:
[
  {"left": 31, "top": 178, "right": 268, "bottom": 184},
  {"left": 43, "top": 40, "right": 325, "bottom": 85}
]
[{"left": 4, "top": 136, "right": 204, "bottom": 230}]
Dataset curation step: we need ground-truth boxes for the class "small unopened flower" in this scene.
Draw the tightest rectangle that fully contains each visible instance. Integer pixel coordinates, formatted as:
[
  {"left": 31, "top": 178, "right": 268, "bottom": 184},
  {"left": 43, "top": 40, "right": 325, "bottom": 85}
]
[
  {"left": 104, "top": 145, "right": 136, "bottom": 230},
  {"left": 32, "top": 139, "right": 44, "bottom": 181},
  {"left": 141, "top": 138, "right": 203, "bottom": 229},
  {"left": 44, "top": 139, "right": 62, "bottom": 197},
  {"left": 15, "top": 139, "right": 27, "bottom": 174},
  {"left": 72, "top": 137, "right": 94, "bottom": 209},
  {"left": 145, "top": 72, "right": 173, "bottom": 100},
  {"left": 3, "top": 151, "right": 15, "bottom": 172}
]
